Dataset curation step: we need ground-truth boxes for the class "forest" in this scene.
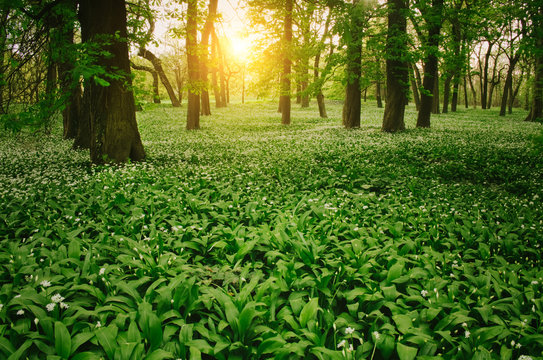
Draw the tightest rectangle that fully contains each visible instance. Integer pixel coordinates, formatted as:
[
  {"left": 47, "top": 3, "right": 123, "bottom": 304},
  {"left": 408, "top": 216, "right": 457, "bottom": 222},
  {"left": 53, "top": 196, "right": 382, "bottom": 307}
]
[{"left": 0, "top": 0, "right": 542, "bottom": 359}]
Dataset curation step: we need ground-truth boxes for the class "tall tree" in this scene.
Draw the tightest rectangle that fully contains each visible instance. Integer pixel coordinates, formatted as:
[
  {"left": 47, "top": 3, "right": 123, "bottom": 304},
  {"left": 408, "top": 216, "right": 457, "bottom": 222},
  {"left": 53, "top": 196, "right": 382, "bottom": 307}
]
[
  {"left": 382, "top": 0, "right": 408, "bottom": 132},
  {"left": 200, "top": 0, "right": 218, "bottom": 116},
  {"left": 186, "top": 0, "right": 200, "bottom": 129},
  {"left": 78, "top": 0, "right": 145, "bottom": 163},
  {"left": 415, "top": 0, "right": 444, "bottom": 128},
  {"left": 342, "top": 0, "right": 363, "bottom": 129},
  {"left": 525, "top": 1, "right": 543, "bottom": 122},
  {"left": 280, "top": 0, "right": 293, "bottom": 125}
]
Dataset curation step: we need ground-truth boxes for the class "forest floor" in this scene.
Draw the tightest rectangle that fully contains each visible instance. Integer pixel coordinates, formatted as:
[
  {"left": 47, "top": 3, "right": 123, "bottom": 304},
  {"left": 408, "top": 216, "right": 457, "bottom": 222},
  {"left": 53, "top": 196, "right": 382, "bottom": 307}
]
[{"left": 0, "top": 101, "right": 542, "bottom": 359}]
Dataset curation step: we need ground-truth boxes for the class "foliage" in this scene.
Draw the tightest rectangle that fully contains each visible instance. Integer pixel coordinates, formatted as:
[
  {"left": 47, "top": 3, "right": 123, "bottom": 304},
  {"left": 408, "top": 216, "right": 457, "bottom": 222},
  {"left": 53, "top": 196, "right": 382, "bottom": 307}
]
[{"left": 0, "top": 102, "right": 542, "bottom": 359}]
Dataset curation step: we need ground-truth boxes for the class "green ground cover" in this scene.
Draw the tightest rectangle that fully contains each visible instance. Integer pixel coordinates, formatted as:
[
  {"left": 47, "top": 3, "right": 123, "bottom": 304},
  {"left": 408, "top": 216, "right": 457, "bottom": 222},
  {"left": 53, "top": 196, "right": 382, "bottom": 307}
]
[{"left": 0, "top": 102, "right": 542, "bottom": 359}]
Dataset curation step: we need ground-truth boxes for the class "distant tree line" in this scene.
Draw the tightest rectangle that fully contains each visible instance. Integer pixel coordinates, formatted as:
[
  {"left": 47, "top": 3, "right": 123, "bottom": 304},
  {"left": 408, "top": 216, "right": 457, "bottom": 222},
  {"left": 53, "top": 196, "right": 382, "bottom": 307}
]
[{"left": 0, "top": 0, "right": 541, "bottom": 164}]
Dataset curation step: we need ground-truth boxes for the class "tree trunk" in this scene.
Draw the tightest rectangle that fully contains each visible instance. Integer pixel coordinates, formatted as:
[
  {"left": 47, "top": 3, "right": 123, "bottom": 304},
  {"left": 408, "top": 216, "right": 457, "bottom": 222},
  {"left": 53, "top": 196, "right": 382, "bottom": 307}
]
[
  {"left": 211, "top": 29, "right": 227, "bottom": 108},
  {"left": 343, "top": 0, "right": 362, "bottom": 129},
  {"left": 199, "top": 0, "right": 218, "bottom": 116},
  {"left": 416, "top": 0, "right": 443, "bottom": 128},
  {"left": 175, "top": 66, "right": 184, "bottom": 105},
  {"left": 500, "top": 56, "right": 519, "bottom": 116},
  {"left": 78, "top": 0, "right": 145, "bottom": 163},
  {"left": 432, "top": 71, "right": 440, "bottom": 114},
  {"left": 376, "top": 80, "right": 383, "bottom": 108},
  {"left": 463, "top": 75, "right": 469, "bottom": 108},
  {"left": 57, "top": 1, "right": 81, "bottom": 140},
  {"left": 382, "top": 0, "right": 408, "bottom": 132},
  {"left": 509, "top": 71, "right": 523, "bottom": 114},
  {"left": 410, "top": 63, "right": 421, "bottom": 111},
  {"left": 139, "top": 48, "right": 180, "bottom": 107},
  {"left": 186, "top": 0, "right": 200, "bottom": 129},
  {"left": 280, "top": 0, "right": 293, "bottom": 125},
  {"left": 526, "top": 47, "right": 543, "bottom": 121},
  {"left": 442, "top": 74, "right": 451, "bottom": 113},
  {"left": 480, "top": 42, "right": 495, "bottom": 109},
  {"left": 313, "top": 10, "right": 332, "bottom": 118}
]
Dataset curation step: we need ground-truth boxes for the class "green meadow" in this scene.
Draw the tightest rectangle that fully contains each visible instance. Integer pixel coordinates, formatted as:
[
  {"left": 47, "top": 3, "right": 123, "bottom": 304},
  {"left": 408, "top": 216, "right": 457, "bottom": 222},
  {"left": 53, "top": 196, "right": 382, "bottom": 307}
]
[{"left": 0, "top": 102, "right": 542, "bottom": 359}]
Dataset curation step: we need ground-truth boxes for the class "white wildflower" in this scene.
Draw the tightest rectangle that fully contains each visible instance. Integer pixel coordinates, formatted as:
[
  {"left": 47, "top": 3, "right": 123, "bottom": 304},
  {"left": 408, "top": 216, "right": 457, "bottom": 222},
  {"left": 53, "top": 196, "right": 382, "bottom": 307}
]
[
  {"left": 60, "top": 302, "right": 69, "bottom": 309},
  {"left": 337, "top": 340, "right": 346, "bottom": 348},
  {"left": 373, "top": 331, "right": 380, "bottom": 340},
  {"left": 40, "top": 280, "right": 51, "bottom": 288},
  {"left": 345, "top": 327, "right": 355, "bottom": 335},
  {"left": 518, "top": 356, "right": 532, "bottom": 360},
  {"left": 16, "top": 309, "right": 24, "bottom": 316},
  {"left": 99, "top": 268, "right": 106, "bottom": 276},
  {"left": 96, "top": 321, "right": 101, "bottom": 328},
  {"left": 51, "top": 294, "right": 65, "bottom": 303},
  {"left": 421, "top": 290, "right": 429, "bottom": 297},
  {"left": 34, "top": 318, "right": 39, "bottom": 325},
  {"left": 464, "top": 330, "right": 470, "bottom": 338}
]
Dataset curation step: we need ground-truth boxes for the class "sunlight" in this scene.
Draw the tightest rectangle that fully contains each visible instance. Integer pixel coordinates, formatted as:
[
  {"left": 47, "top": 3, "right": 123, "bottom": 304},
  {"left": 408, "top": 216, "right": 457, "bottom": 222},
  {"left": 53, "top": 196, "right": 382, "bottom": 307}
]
[{"left": 229, "top": 35, "right": 251, "bottom": 61}]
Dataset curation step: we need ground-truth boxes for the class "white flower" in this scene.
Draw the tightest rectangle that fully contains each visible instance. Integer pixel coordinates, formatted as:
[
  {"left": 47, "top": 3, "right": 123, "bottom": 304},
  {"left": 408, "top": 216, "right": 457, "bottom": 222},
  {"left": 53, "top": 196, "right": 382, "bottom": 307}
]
[
  {"left": 518, "top": 356, "right": 532, "bottom": 360},
  {"left": 60, "top": 302, "right": 69, "bottom": 309},
  {"left": 16, "top": 309, "right": 24, "bottom": 316},
  {"left": 516, "top": 343, "right": 522, "bottom": 349},
  {"left": 99, "top": 268, "right": 106, "bottom": 276},
  {"left": 373, "top": 331, "right": 380, "bottom": 340},
  {"left": 462, "top": 322, "right": 468, "bottom": 328},
  {"left": 337, "top": 340, "right": 346, "bottom": 348},
  {"left": 511, "top": 340, "right": 515, "bottom": 347},
  {"left": 345, "top": 327, "right": 355, "bottom": 335},
  {"left": 464, "top": 330, "right": 470, "bottom": 338},
  {"left": 96, "top": 321, "right": 101, "bottom": 328},
  {"left": 421, "top": 290, "right": 429, "bottom": 298},
  {"left": 51, "top": 294, "right": 65, "bottom": 303},
  {"left": 40, "top": 280, "right": 51, "bottom": 288},
  {"left": 0, "top": 304, "right": 3, "bottom": 311},
  {"left": 34, "top": 318, "right": 39, "bottom": 325},
  {"left": 46, "top": 303, "right": 56, "bottom": 312},
  {"left": 14, "top": 295, "right": 21, "bottom": 298},
  {"left": 531, "top": 280, "right": 539, "bottom": 285}
]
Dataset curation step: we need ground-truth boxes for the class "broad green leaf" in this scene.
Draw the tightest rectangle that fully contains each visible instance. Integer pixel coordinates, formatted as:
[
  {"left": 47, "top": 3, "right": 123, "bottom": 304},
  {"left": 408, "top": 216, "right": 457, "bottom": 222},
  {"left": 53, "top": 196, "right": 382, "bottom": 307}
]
[
  {"left": 397, "top": 342, "right": 418, "bottom": 360},
  {"left": 54, "top": 322, "right": 71, "bottom": 359},
  {"left": 95, "top": 325, "right": 118, "bottom": 359},
  {"left": 392, "top": 314, "right": 412, "bottom": 334},
  {"left": 299, "top": 298, "right": 319, "bottom": 328}
]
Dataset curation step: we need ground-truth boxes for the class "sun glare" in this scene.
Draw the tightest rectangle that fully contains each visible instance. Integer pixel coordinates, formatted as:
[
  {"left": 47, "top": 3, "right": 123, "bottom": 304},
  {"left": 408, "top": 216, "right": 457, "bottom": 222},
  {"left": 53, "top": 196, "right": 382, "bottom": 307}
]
[{"left": 230, "top": 36, "right": 251, "bottom": 60}]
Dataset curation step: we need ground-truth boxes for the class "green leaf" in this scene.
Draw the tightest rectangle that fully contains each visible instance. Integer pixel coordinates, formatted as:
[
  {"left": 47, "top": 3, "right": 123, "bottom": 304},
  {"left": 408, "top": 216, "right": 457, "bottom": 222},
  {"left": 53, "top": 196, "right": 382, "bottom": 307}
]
[
  {"left": 392, "top": 314, "right": 412, "bottom": 334},
  {"left": 54, "top": 322, "right": 71, "bottom": 359},
  {"left": 258, "top": 335, "right": 286, "bottom": 355},
  {"left": 71, "top": 332, "right": 95, "bottom": 355},
  {"left": 71, "top": 352, "right": 102, "bottom": 360},
  {"left": 95, "top": 325, "right": 118, "bottom": 359},
  {"left": 7, "top": 339, "right": 32, "bottom": 360},
  {"left": 144, "top": 349, "right": 173, "bottom": 360},
  {"left": 397, "top": 342, "right": 418, "bottom": 360},
  {"left": 127, "top": 321, "right": 141, "bottom": 343},
  {"left": 299, "top": 298, "right": 319, "bottom": 328},
  {"left": 0, "top": 337, "right": 15, "bottom": 356},
  {"left": 387, "top": 261, "right": 404, "bottom": 284}
]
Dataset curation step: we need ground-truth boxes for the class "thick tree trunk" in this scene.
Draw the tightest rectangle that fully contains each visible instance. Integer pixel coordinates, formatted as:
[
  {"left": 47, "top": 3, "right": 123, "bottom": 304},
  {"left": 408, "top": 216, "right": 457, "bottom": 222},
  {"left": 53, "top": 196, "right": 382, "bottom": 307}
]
[
  {"left": 78, "top": 0, "right": 145, "bottom": 163},
  {"left": 509, "top": 72, "right": 522, "bottom": 114},
  {"left": 382, "top": 0, "right": 407, "bottom": 132},
  {"left": 416, "top": 0, "right": 443, "bottom": 128},
  {"left": 526, "top": 46, "right": 543, "bottom": 122},
  {"left": 280, "top": 0, "right": 293, "bottom": 125},
  {"left": 73, "top": 82, "right": 91, "bottom": 150},
  {"left": 139, "top": 48, "right": 180, "bottom": 107},
  {"left": 343, "top": 0, "right": 362, "bottom": 129},
  {"left": 186, "top": 0, "right": 200, "bottom": 129}
]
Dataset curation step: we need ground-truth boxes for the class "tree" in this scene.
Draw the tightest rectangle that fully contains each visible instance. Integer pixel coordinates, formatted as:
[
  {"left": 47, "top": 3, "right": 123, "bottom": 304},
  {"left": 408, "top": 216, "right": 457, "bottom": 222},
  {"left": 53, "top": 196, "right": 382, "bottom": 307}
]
[
  {"left": 382, "top": 0, "right": 408, "bottom": 132},
  {"left": 186, "top": 0, "right": 200, "bottom": 129},
  {"left": 525, "top": 1, "right": 543, "bottom": 122},
  {"left": 78, "top": 0, "right": 145, "bottom": 163},
  {"left": 342, "top": 0, "right": 363, "bottom": 129},
  {"left": 199, "top": 0, "right": 218, "bottom": 115},
  {"left": 414, "top": 0, "right": 444, "bottom": 128},
  {"left": 280, "top": 0, "right": 293, "bottom": 125},
  {"left": 131, "top": 61, "right": 161, "bottom": 104}
]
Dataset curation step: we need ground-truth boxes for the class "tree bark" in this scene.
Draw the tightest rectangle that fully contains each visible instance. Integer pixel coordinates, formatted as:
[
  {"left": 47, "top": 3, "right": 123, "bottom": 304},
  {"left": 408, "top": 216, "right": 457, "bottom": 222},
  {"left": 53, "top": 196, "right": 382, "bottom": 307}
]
[
  {"left": 199, "top": 0, "right": 218, "bottom": 116},
  {"left": 186, "top": 0, "right": 200, "bottom": 129},
  {"left": 138, "top": 48, "right": 180, "bottom": 107},
  {"left": 375, "top": 58, "right": 383, "bottom": 108},
  {"left": 409, "top": 63, "right": 420, "bottom": 110},
  {"left": 343, "top": 0, "right": 362, "bottom": 129},
  {"left": 78, "top": 0, "right": 145, "bottom": 163},
  {"left": 432, "top": 70, "right": 440, "bottom": 114},
  {"left": 313, "top": 9, "right": 332, "bottom": 118},
  {"left": 280, "top": 0, "right": 293, "bottom": 125},
  {"left": 416, "top": 0, "right": 443, "bottom": 128},
  {"left": 382, "top": 0, "right": 407, "bottom": 132},
  {"left": 500, "top": 55, "right": 519, "bottom": 116},
  {"left": 526, "top": 40, "right": 543, "bottom": 121}
]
